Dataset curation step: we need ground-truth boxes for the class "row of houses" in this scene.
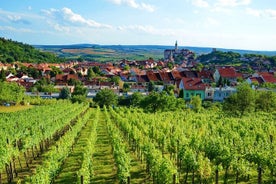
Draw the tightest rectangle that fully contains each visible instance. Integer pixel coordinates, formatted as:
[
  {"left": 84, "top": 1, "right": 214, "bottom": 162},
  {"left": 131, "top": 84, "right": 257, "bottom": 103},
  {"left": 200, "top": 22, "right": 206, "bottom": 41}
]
[{"left": 2, "top": 60, "right": 276, "bottom": 102}]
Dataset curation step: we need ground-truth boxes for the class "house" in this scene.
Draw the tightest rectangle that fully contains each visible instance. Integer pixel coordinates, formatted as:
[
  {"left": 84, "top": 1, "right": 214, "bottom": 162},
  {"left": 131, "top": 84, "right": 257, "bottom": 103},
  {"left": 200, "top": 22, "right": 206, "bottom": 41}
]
[
  {"left": 135, "top": 75, "right": 149, "bottom": 86},
  {"left": 146, "top": 71, "right": 161, "bottom": 82},
  {"left": 158, "top": 71, "right": 174, "bottom": 85},
  {"left": 179, "top": 77, "right": 206, "bottom": 100},
  {"left": 55, "top": 74, "right": 79, "bottom": 85},
  {"left": 246, "top": 77, "right": 264, "bottom": 86},
  {"left": 205, "top": 86, "right": 214, "bottom": 100},
  {"left": 213, "top": 86, "right": 237, "bottom": 102},
  {"left": 197, "top": 70, "right": 214, "bottom": 84},
  {"left": 259, "top": 72, "right": 276, "bottom": 84},
  {"left": 214, "top": 67, "right": 238, "bottom": 85}
]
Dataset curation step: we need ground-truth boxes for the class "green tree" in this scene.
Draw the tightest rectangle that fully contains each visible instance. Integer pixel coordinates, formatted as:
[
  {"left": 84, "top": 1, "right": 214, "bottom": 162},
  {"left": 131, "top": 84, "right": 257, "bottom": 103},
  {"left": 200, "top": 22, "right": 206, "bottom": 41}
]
[
  {"left": 147, "top": 81, "right": 155, "bottom": 92},
  {"left": 130, "top": 92, "right": 144, "bottom": 107},
  {"left": 87, "top": 67, "right": 95, "bottom": 80},
  {"left": 110, "top": 76, "right": 121, "bottom": 85},
  {"left": 59, "top": 87, "right": 71, "bottom": 99},
  {"left": 190, "top": 95, "right": 202, "bottom": 112},
  {"left": 255, "top": 90, "right": 276, "bottom": 112},
  {"left": 50, "top": 66, "right": 62, "bottom": 78},
  {"left": 92, "top": 66, "right": 101, "bottom": 75},
  {"left": 0, "top": 81, "right": 25, "bottom": 104},
  {"left": 223, "top": 83, "right": 255, "bottom": 116},
  {"left": 123, "top": 83, "right": 130, "bottom": 92},
  {"left": 94, "top": 88, "right": 118, "bottom": 107},
  {"left": 0, "top": 69, "right": 6, "bottom": 82},
  {"left": 163, "top": 85, "right": 175, "bottom": 96}
]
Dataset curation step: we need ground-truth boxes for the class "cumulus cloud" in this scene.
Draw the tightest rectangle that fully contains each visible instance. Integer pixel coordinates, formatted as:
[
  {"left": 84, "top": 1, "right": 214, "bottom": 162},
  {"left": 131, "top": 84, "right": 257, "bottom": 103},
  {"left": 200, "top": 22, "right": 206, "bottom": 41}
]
[
  {"left": 42, "top": 7, "right": 112, "bottom": 29},
  {"left": 108, "top": 0, "right": 155, "bottom": 12},
  {"left": 246, "top": 8, "right": 276, "bottom": 19},
  {"left": 0, "top": 9, "right": 32, "bottom": 25}
]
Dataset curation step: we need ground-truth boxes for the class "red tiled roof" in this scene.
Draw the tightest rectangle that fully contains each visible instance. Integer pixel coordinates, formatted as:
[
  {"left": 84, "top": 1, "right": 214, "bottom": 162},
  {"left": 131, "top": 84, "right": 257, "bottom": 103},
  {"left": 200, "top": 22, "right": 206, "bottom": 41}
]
[
  {"left": 159, "top": 71, "right": 173, "bottom": 82},
  {"left": 146, "top": 71, "right": 161, "bottom": 82},
  {"left": 218, "top": 67, "right": 237, "bottom": 78},
  {"left": 181, "top": 77, "right": 206, "bottom": 90},
  {"left": 250, "top": 77, "right": 264, "bottom": 84},
  {"left": 136, "top": 75, "right": 149, "bottom": 83},
  {"left": 171, "top": 70, "right": 184, "bottom": 79},
  {"left": 261, "top": 75, "right": 276, "bottom": 83}
]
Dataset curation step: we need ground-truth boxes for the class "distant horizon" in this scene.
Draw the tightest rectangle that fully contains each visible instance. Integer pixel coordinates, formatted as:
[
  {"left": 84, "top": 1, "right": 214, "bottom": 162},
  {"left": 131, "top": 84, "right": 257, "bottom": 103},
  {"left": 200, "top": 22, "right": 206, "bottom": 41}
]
[{"left": 32, "top": 41, "right": 276, "bottom": 52}]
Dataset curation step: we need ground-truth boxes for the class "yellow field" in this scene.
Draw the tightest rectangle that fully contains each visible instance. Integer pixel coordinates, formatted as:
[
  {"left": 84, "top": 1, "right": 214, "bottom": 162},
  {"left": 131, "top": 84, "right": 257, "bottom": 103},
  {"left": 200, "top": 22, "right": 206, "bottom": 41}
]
[{"left": 0, "top": 105, "right": 32, "bottom": 113}]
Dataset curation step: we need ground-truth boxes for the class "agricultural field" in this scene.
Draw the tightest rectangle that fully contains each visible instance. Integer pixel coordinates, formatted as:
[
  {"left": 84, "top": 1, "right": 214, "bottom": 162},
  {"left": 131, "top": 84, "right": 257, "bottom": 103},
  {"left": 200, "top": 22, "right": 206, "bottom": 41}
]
[{"left": 0, "top": 101, "right": 275, "bottom": 184}]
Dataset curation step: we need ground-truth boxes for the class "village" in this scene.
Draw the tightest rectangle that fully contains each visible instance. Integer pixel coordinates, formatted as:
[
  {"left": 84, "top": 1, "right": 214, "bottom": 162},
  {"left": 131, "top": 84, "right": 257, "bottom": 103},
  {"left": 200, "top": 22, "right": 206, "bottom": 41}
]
[{"left": 1, "top": 42, "right": 276, "bottom": 102}]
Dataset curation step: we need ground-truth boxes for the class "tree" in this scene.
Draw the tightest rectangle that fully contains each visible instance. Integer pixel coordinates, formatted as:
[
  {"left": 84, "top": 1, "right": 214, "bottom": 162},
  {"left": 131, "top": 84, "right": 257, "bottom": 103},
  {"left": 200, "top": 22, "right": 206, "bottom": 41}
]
[
  {"left": 147, "top": 81, "right": 155, "bottom": 92},
  {"left": 190, "top": 95, "right": 202, "bottom": 112},
  {"left": 92, "top": 66, "right": 101, "bottom": 75},
  {"left": 255, "top": 90, "right": 276, "bottom": 112},
  {"left": 163, "top": 85, "right": 175, "bottom": 96},
  {"left": 0, "top": 81, "right": 25, "bottom": 104},
  {"left": 71, "top": 84, "right": 88, "bottom": 103},
  {"left": 130, "top": 92, "right": 144, "bottom": 107},
  {"left": 223, "top": 83, "right": 255, "bottom": 116},
  {"left": 59, "top": 87, "right": 71, "bottom": 99},
  {"left": 0, "top": 69, "right": 6, "bottom": 82},
  {"left": 110, "top": 76, "right": 121, "bottom": 85},
  {"left": 123, "top": 83, "right": 130, "bottom": 92},
  {"left": 94, "top": 89, "right": 118, "bottom": 107},
  {"left": 87, "top": 67, "right": 95, "bottom": 80},
  {"left": 50, "top": 66, "right": 62, "bottom": 78}
]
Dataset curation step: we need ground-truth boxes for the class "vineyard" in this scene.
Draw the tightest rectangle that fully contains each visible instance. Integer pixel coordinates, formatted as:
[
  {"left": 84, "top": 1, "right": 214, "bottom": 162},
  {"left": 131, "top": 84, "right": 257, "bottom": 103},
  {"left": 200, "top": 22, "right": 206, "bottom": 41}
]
[{"left": 0, "top": 102, "right": 275, "bottom": 184}]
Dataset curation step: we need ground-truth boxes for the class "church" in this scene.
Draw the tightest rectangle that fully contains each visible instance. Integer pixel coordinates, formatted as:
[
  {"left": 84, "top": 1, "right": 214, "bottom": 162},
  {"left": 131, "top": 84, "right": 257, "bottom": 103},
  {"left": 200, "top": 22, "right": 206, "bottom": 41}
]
[{"left": 164, "top": 41, "right": 193, "bottom": 61}]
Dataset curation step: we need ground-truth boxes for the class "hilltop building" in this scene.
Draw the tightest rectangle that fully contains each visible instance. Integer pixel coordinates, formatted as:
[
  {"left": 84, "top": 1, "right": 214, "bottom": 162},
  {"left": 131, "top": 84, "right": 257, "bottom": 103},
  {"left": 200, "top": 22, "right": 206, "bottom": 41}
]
[{"left": 164, "top": 41, "right": 195, "bottom": 63}]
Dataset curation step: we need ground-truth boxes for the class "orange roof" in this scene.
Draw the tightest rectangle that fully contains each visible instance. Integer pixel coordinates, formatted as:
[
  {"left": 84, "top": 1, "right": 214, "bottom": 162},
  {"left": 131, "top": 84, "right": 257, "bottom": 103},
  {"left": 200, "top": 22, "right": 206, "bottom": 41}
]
[
  {"left": 218, "top": 67, "right": 237, "bottom": 78},
  {"left": 146, "top": 71, "right": 160, "bottom": 82},
  {"left": 159, "top": 71, "right": 173, "bottom": 82},
  {"left": 181, "top": 77, "right": 206, "bottom": 90}
]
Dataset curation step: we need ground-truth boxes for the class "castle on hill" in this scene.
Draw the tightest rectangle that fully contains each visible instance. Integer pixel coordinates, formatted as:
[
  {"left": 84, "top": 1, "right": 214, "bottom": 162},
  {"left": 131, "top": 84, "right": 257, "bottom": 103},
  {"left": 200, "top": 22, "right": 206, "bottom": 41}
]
[{"left": 164, "top": 41, "right": 194, "bottom": 62}]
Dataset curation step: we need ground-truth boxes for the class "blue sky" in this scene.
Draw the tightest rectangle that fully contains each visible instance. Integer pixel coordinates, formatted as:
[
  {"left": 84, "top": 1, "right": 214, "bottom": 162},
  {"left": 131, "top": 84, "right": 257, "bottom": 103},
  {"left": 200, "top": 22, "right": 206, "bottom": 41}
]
[{"left": 0, "top": 0, "right": 276, "bottom": 50}]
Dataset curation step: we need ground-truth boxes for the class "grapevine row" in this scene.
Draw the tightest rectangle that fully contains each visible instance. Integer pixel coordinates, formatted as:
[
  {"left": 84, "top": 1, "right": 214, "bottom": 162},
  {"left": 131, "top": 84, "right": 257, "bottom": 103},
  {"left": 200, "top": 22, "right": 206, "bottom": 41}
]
[{"left": 28, "top": 108, "right": 93, "bottom": 183}]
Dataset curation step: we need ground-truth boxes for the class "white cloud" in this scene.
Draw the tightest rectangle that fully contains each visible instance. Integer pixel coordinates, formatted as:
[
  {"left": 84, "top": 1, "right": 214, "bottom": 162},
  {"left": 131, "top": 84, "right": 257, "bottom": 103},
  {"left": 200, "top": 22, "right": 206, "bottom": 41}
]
[
  {"left": 108, "top": 0, "right": 156, "bottom": 12},
  {"left": 7, "top": 15, "right": 22, "bottom": 22},
  {"left": 117, "top": 24, "right": 176, "bottom": 36},
  {"left": 0, "top": 26, "right": 34, "bottom": 33},
  {"left": 42, "top": 7, "right": 112, "bottom": 29},
  {"left": 246, "top": 8, "right": 276, "bottom": 19},
  {"left": 215, "top": 0, "right": 251, "bottom": 7},
  {"left": 192, "top": 0, "right": 209, "bottom": 8}
]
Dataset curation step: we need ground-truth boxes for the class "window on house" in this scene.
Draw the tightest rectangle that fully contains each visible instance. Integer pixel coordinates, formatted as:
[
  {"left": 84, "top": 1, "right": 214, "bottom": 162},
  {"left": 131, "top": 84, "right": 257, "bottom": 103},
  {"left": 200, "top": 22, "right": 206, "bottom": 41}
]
[{"left": 186, "top": 93, "right": 189, "bottom": 98}]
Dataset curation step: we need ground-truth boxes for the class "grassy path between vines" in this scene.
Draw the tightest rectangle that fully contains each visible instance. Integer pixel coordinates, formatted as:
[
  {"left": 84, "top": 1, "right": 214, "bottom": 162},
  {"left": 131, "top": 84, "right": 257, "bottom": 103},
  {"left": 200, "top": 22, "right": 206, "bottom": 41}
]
[
  {"left": 91, "top": 110, "right": 117, "bottom": 184},
  {"left": 53, "top": 114, "right": 96, "bottom": 184}
]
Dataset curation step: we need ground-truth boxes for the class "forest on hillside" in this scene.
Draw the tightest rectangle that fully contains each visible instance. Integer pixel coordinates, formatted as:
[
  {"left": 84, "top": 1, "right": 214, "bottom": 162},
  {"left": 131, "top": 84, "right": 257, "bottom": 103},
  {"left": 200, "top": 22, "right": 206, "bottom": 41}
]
[{"left": 0, "top": 38, "right": 64, "bottom": 63}]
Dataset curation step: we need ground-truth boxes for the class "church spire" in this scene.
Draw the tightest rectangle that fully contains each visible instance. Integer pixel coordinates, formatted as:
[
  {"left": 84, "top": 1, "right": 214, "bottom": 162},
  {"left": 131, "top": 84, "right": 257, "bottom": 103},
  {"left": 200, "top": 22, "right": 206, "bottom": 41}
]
[{"left": 175, "top": 40, "right": 178, "bottom": 51}]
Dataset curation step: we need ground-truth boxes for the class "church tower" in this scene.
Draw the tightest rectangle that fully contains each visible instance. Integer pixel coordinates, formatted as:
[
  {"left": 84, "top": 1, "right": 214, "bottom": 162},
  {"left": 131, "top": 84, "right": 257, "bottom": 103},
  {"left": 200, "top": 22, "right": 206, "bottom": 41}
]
[{"left": 175, "top": 40, "right": 178, "bottom": 52}]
